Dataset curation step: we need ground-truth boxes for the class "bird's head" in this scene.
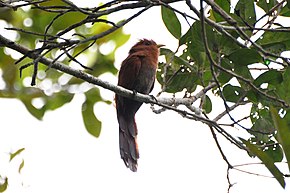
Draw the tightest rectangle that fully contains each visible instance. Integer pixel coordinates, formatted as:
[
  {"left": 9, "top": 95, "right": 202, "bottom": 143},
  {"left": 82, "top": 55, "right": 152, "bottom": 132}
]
[{"left": 129, "top": 39, "right": 164, "bottom": 55}]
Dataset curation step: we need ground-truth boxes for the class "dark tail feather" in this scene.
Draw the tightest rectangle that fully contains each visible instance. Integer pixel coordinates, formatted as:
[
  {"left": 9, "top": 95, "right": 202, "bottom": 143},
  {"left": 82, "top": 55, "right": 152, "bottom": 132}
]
[{"left": 118, "top": 113, "right": 139, "bottom": 172}]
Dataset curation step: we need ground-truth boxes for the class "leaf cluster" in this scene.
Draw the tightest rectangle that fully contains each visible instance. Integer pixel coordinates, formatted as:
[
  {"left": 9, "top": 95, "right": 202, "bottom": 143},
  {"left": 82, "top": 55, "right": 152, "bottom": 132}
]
[{"left": 160, "top": 0, "right": 290, "bottom": 188}]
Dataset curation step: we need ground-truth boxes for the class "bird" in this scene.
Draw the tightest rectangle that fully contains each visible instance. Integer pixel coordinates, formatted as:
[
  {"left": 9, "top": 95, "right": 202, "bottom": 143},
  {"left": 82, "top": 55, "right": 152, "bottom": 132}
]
[{"left": 115, "top": 39, "right": 163, "bottom": 172}]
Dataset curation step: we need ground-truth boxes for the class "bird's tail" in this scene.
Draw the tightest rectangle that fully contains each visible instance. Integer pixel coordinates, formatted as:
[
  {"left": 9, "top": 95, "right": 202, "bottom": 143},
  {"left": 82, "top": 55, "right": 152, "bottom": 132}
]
[{"left": 118, "top": 113, "right": 139, "bottom": 172}]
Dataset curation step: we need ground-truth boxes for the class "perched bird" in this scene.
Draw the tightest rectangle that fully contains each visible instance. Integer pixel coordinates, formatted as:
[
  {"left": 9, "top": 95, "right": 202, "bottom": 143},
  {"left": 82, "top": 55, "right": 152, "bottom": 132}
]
[{"left": 115, "top": 39, "right": 163, "bottom": 172}]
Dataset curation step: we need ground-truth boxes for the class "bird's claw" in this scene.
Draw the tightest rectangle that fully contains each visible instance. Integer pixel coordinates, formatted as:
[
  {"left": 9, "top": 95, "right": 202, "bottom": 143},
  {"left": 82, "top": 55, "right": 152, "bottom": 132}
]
[
  {"left": 132, "top": 90, "right": 137, "bottom": 96},
  {"left": 149, "top": 95, "right": 158, "bottom": 103}
]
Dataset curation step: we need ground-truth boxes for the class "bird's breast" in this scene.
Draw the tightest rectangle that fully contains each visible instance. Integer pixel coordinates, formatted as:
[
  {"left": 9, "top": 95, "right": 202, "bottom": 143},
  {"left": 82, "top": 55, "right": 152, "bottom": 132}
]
[{"left": 134, "top": 60, "right": 156, "bottom": 94}]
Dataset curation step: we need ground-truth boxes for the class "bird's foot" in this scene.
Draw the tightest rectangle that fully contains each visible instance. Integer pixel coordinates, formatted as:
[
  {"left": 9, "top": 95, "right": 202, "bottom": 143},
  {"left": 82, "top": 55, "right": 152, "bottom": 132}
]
[
  {"left": 149, "top": 95, "right": 158, "bottom": 103},
  {"left": 132, "top": 90, "right": 137, "bottom": 95}
]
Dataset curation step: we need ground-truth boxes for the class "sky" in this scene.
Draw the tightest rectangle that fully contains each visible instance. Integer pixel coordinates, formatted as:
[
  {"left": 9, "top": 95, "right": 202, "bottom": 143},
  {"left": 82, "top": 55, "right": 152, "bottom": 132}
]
[{"left": 0, "top": 1, "right": 290, "bottom": 193}]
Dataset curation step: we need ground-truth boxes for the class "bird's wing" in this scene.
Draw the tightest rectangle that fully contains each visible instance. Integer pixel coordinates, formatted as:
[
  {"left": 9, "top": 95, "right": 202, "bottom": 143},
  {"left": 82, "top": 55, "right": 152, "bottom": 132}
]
[{"left": 118, "top": 54, "right": 143, "bottom": 90}]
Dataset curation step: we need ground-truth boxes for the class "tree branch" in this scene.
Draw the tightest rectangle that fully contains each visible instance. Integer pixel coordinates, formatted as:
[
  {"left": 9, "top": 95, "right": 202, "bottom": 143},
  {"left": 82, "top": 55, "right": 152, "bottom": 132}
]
[
  {"left": 203, "top": 0, "right": 290, "bottom": 66},
  {"left": 0, "top": 33, "right": 199, "bottom": 113},
  {"left": 0, "top": 32, "right": 248, "bottom": 151}
]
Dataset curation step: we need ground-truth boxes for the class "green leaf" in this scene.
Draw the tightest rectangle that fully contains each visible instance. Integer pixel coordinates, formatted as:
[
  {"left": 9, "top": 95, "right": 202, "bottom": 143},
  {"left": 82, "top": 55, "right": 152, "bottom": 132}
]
[
  {"left": 228, "top": 48, "right": 262, "bottom": 66},
  {"left": 85, "top": 88, "right": 103, "bottom": 103},
  {"left": 157, "top": 55, "right": 198, "bottom": 93},
  {"left": 203, "top": 95, "right": 212, "bottom": 113},
  {"left": 219, "top": 31, "right": 240, "bottom": 55},
  {"left": 241, "top": 138, "right": 286, "bottom": 188},
  {"left": 45, "top": 92, "right": 74, "bottom": 110},
  {"left": 9, "top": 148, "right": 25, "bottom": 162},
  {"left": 280, "top": 5, "right": 290, "bottom": 16},
  {"left": 246, "top": 137, "right": 283, "bottom": 162},
  {"left": 287, "top": 0, "right": 290, "bottom": 9},
  {"left": 18, "top": 160, "right": 25, "bottom": 173},
  {"left": 260, "top": 42, "right": 286, "bottom": 56},
  {"left": 157, "top": 69, "right": 198, "bottom": 93},
  {"left": 254, "top": 70, "right": 283, "bottom": 87},
  {"left": 250, "top": 117, "right": 275, "bottom": 139},
  {"left": 21, "top": 98, "right": 45, "bottom": 120},
  {"left": 81, "top": 88, "right": 104, "bottom": 138},
  {"left": 222, "top": 84, "right": 244, "bottom": 103},
  {"left": 213, "top": 0, "right": 230, "bottom": 22},
  {"left": 82, "top": 100, "right": 101, "bottom": 138},
  {"left": 0, "top": 8, "right": 13, "bottom": 21},
  {"left": 276, "top": 67, "right": 290, "bottom": 104},
  {"left": 264, "top": 142, "right": 284, "bottom": 163},
  {"left": 161, "top": 6, "right": 181, "bottom": 39},
  {"left": 270, "top": 107, "right": 290, "bottom": 172},
  {"left": 157, "top": 49, "right": 199, "bottom": 93},
  {"left": 180, "top": 21, "right": 218, "bottom": 53},
  {"left": 1, "top": 57, "right": 17, "bottom": 90},
  {"left": 0, "top": 177, "right": 8, "bottom": 193},
  {"left": 257, "top": 0, "right": 277, "bottom": 12},
  {"left": 258, "top": 30, "right": 290, "bottom": 46},
  {"left": 235, "top": 0, "right": 256, "bottom": 26},
  {"left": 218, "top": 59, "right": 233, "bottom": 84}
]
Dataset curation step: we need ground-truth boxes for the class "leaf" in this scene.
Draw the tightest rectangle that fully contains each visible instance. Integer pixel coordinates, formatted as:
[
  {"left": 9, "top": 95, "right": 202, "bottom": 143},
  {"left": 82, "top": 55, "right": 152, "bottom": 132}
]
[
  {"left": 180, "top": 21, "right": 218, "bottom": 53},
  {"left": 82, "top": 87, "right": 104, "bottom": 138},
  {"left": 10, "top": 148, "right": 25, "bottom": 162},
  {"left": 280, "top": 5, "right": 290, "bottom": 16},
  {"left": 261, "top": 43, "right": 286, "bottom": 56},
  {"left": 228, "top": 48, "right": 262, "bottom": 66},
  {"left": 203, "top": 95, "right": 212, "bottom": 113},
  {"left": 157, "top": 55, "right": 199, "bottom": 93},
  {"left": 33, "top": 0, "right": 86, "bottom": 33},
  {"left": 254, "top": 70, "right": 283, "bottom": 87},
  {"left": 235, "top": 0, "right": 256, "bottom": 26},
  {"left": 157, "top": 49, "right": 199, "bottom": 93},
  {"left": 247, "top": 137, "right": 283, "bottom": 162},
  {"left": 241, "top": 138, "right": 286, "bottom": 188},
  {"left": 219, "top": 31, "right": 240, "bottom": 55},
  {"left": 0, "top": 8, "right": 13, "bottom": 22},
  {"left": 21, "top": 98, "right": 45, "bottom": 120},
  {"left": 45, "top": 92, "right": 74, "bottom": 110},
  {"left": 0, "top": 177, "right": 8, "bottom": 193},
  {"left": 82, "top": 100, "right": 101, "bottom": 138},
  {"left": 264, "top": 143, "right": 284, "bottom": 163},
  {"left": 222, "top": 84, "right": 244, "bottom": 103},
  {"left": 1, "top": 57, "right": 17, "bottom": 90},
  {"left": 161, "top": 6, "right": 181, "bottom": 39},
  {"left": 157, "top": 69, "right": 198, "bottom": 93},
  {"left": 250, "top": 117, "right": 275, "bottom": 139},
  {"left": 18, "top": 160, "right": 25, "bottom": 173},
  {"left": 276, "top": 67, "right": 290, "bottom": 104},
  {"left": 213, "top": 0, "right": 230, "bottom": 22},
  {"left": 258, "top": 30, "right": 290, "bottom": 46},
  {"left": 270, "top": 107, "right": 290, "bottom": 172},
  {"left": 288, "top": 0, "right": 290, "bottom": 9},
  {"left": 257, "top": 0, "right": 277, "bottom": 13},
  {"left": 218, "top": 59, "right": 233, "bottom": 84}
]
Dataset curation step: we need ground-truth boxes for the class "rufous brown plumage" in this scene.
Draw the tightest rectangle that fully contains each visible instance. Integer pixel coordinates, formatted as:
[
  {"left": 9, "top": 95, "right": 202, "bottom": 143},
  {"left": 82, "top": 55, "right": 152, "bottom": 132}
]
[{"left": 115, "top": 39, "right": 163, "bottom": 172}]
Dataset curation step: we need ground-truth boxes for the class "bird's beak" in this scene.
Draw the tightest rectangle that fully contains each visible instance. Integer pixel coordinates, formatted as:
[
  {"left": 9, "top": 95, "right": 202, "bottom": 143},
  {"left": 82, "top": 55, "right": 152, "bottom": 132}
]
[{"left": 157, "top": 44, "right": 165, "bottom": 48}]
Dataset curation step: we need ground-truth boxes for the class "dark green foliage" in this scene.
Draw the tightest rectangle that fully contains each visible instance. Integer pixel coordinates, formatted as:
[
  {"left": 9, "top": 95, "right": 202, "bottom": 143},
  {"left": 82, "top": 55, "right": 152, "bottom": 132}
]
[{"left": 159, "top": 1, "right": 290, "bottom": 188}]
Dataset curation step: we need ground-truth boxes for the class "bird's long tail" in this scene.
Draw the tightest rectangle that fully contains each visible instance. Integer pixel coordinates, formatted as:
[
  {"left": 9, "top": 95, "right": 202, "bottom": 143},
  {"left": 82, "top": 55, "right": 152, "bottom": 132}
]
[{"left": 118, "top": 113, "right": 139, "bottom": 172}]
